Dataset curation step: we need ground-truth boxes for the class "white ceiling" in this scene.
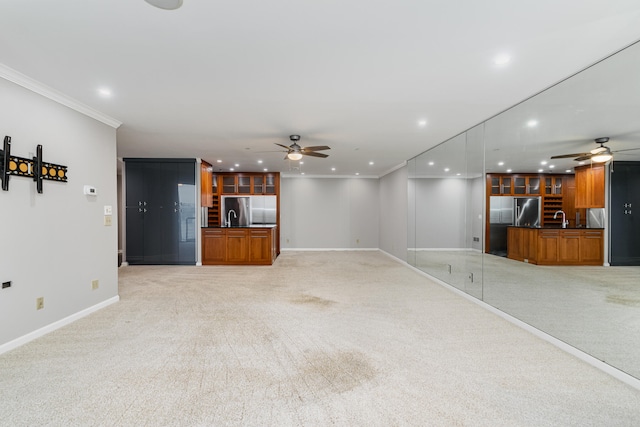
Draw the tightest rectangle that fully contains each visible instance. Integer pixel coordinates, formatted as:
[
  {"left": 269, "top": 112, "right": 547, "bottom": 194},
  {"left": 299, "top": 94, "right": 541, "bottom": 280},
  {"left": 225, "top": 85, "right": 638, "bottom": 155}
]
[{"left": 2, "top": 1, "right": 640, "bottom": 176}]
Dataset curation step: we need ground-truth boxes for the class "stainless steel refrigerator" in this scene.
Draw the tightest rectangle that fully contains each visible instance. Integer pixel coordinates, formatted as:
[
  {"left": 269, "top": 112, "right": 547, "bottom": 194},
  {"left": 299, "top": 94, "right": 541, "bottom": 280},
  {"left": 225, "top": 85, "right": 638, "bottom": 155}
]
[{"left": 489, "top": 196, "right": 540, "bottom": 256}]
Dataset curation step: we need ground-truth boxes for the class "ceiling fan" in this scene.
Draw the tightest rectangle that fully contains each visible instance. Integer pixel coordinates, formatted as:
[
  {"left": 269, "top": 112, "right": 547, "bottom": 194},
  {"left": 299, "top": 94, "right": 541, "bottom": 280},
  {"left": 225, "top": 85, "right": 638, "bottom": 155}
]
[
  {"left": 275, "top": 135, "right": 330, "bottom": 161},
  {"left": 550, "top": 137, "right": 640, "bottom": 163}
]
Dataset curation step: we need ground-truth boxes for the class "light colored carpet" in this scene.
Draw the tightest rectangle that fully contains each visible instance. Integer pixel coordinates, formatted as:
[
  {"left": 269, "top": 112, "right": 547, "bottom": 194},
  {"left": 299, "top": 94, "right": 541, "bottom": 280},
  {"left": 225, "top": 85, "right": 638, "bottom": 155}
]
[
  {"left": 1, "top": 251, "right": 640, "bottom": 426},
  {"left": 415, "top": 250, "right": 640, "bottom": 379}
]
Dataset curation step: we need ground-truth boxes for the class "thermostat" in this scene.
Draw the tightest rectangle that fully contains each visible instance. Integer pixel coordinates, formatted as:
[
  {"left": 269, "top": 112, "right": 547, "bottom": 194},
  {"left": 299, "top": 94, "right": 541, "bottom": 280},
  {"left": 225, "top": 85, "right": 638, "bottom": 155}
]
[{"left": 83, "top": 185, "right": 97, "bottom": 196}]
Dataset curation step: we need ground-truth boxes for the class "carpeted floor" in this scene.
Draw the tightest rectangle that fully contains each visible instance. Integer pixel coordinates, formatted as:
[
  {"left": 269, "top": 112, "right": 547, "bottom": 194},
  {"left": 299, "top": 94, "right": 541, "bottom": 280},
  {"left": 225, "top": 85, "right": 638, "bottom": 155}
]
[
  {"left": 1, "top": 251, "right": 640, "bottom": 426},
  {"left": 415, "top": 250, "right": 640, "bottom": 379}
]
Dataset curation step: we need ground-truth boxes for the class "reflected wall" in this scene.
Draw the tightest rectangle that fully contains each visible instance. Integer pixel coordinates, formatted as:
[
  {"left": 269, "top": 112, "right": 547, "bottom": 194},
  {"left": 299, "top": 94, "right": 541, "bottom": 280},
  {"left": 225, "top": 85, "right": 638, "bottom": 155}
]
[{"left": 407, "top": 40, "right": 640, "bottom": 380}]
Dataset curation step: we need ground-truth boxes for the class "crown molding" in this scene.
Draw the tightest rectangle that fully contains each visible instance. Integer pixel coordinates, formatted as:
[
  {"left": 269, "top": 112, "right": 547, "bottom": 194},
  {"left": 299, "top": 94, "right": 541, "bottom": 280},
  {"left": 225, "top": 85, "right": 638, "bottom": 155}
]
[{"left": 0, "top": 63, "right": 122, "bottom": 129}]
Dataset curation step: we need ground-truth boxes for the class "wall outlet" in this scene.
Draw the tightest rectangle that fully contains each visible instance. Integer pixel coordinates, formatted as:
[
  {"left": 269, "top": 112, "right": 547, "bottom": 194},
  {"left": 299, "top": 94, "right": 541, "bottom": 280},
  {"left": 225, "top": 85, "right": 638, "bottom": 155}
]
[
  {"left": 92, "top": 279, "right": 99, "bottom": 290},
  {"left": 104, "top": 215, "right": 112, "bottom": 226},
  {"left": 356, "top": 239, "right": 360, "bottom": 244},
  {"left": 36, "top": 297, "right": 44, "bottom": 310}
]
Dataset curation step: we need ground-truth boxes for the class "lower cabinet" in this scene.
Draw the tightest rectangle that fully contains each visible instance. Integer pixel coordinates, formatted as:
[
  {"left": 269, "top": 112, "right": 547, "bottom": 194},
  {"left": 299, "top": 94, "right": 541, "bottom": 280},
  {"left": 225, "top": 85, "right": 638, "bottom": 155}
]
[
  {"left": 507, "top": 227, "right": 603, "bottom": 265},
  {"left": 202, "top": 227, "right": 277, "bottom": 265}
]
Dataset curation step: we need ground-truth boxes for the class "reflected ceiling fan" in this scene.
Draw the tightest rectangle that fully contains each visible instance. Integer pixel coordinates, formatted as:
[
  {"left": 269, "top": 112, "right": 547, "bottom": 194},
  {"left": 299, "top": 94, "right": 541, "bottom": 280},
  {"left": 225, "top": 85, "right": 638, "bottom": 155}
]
[
  {"left": 275, "top": 135, "right": 330, "bottom": 161},
  {"left": 550, "top": 137, "right": 640, "bottom": 163}
]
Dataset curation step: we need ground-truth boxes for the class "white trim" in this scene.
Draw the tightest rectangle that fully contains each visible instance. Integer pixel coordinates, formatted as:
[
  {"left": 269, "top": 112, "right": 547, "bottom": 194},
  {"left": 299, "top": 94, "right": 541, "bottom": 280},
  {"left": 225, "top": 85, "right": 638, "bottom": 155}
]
[
  {"left": 379, "top": 249, "right": 640, "bottom": 392},
  {"left": 0, "top": 296, "right": 120, "bottom": 355},
  {"left": 0, "top": 63, "right": 122, "bottom": 129},
  {"left": 379, "top": 161, "right": 407, "bottom": 178}
]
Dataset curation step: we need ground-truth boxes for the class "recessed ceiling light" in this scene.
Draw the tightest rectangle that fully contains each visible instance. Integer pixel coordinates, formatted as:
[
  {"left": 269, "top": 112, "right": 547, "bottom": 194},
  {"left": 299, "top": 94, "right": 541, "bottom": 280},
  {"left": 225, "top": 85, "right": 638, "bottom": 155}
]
[
  {"left": 506, "top": 169, "right": 512, "bottom": 173},
  {"left": 418, "top": 120, "right": 427, "bottom": 127},
  {"left": 234, "top": 163, "right": 239, "bottom": 167},
  {"left": 527, "top": 120, "right": 538, "bottom": 127},
  {"left": 428, "top": 161, "right": 434, "bottom": 166},
  {"left": 217, "top": 159, "right": 222, "bottom": 163},
  {"left": 494, "top": 54, "right": 511, "bottom": 66},
  {"left": 369, "top": 161, "right": 374, "bottom": 165},
  {"left": 301, "top": 172, "right": 305, "bottom": 175},
  {"left": 144, "top": 0, "right": 183, "bottom": 10},
  {"left": 565, "top": 169, "right": 572, "bottom": 173},
  {"left": 540, "top": 161, "right": 547, "bottom": 165},
  {"left": 299, "top": 161, "right": 304, "bottom": 165},
  {"left": 456, "top": 173, "right": 461, "bottom": 176},
  {"left": 263, "top": 168, "right": 268, "bottom": 172},
  {"left": 331, "top": 167, "right": 336, "bottom": 171},
  {"left": 229, "top": 168, "right": 235, "bottom": 171},
  {"left": 257, "top": 160, "right": 263, "bottom": 164},
  {"left": 355, "top": 172, "right": 360, "bottom": 176},
  {"left": 549, "top": 165, "right": 555, "bottom": 169},
  {"left": 579, "top": 161, "right": 586, "bottom": 165},
  {"left": 98, "top": 88, "right": 112, "bottom": 97},
  {"left": 538, "top": 169, "right": 544, "bottom": 172},
  {"left": 498, "top": 161, "right": 504, "bottom": 166},
  {"left": 444, "top": 168, "right": 450, "bottom": 172}
]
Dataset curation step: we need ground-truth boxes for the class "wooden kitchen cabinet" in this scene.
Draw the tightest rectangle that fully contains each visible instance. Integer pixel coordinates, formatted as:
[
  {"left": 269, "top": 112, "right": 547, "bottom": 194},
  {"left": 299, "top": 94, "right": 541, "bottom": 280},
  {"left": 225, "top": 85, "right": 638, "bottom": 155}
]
[
  {"left": 220, "top": 173, "right": 279, "bottom": 195},
  {"left": 202, "top": 228, "right": 226, "bottom": 263},
  {"left": 537, "top": 229, "right": 559, "bottom": 264},
  {"left": 513, "top": 176, "right": 541, "bottom": 195},
  {"left": 489, "top": 175, "right": 513, "bottom": 195},
  {"left": 507, "top": 227, "right": 603, "bottom": 265},
  {"left": 580, "top": 230, "right": 604, "bottom": 263},
  {"left": 575, "top": 164, "right": 605, "bottom": 208},
  {"left": 558, "top": 230, "right": 581, "bottom": 263},
  {"left": 201, "top": 227, "right": 277, "bottom": 265},
  {"left": 200, "top": 161, "right": 213, "bottom": 207}
]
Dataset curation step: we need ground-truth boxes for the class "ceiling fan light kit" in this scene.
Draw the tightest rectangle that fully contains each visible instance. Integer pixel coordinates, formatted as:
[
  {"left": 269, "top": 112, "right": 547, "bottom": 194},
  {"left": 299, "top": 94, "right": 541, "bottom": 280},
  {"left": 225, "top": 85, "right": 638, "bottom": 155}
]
[
  {"left": 144, "top": 0, "right": 183, "bottom": 10},
  {"left": 276, "top": 135, "right": 330, "bottom": 161}
]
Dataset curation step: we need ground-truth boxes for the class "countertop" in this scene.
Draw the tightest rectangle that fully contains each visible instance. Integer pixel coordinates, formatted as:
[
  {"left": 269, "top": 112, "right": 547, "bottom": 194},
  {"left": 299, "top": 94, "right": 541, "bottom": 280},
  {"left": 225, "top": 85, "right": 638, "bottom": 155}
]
[
  {"left": 204, "top": 224, "right": 277, "bottom": 229},
  {"left": 507, "top": 225, "right": 604, "bottom": 230}
]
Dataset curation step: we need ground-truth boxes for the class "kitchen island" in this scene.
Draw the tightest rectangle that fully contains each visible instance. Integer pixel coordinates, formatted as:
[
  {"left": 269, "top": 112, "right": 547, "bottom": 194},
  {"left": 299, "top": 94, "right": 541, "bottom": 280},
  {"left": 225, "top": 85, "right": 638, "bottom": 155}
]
[
  {"left": 507, "top": 226, "right": 604, "bottom": 265},
  {"left": 202, "top": 225, "right": 278, "bottom": 265}
]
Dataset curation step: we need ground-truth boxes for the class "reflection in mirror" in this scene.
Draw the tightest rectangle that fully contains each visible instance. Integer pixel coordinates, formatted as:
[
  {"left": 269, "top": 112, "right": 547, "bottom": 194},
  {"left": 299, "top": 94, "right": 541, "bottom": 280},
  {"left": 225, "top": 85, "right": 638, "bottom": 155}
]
[
  {"left": 482, "top": 40, "right": 640, "bottom": 380},
  {"left": 409, "top": 128, "right": 484, "bottom": 298},
  {"left": 408, "top": 39, "right": 640, "bottom": 381},
  {"left": 407, "top": 157, "right": 417, "bottom": 267}
]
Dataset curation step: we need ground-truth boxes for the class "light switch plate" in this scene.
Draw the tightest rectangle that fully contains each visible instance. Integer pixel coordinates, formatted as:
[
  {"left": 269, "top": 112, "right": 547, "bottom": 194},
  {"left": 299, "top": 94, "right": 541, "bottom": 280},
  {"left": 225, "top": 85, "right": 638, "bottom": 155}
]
[{"left": 104, "top": 205, "right": 113, "bottom": 215}]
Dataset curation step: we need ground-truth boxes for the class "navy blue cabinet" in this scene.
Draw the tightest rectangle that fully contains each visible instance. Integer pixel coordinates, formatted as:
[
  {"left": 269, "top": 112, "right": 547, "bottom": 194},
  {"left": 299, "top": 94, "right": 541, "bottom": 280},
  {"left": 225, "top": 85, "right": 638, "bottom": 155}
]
[
  {"left": 610, "top": 161, "right": 640, "bottom": 266},
  {"left": 125, "top": 159, "right": 196, "bottom": 265}
]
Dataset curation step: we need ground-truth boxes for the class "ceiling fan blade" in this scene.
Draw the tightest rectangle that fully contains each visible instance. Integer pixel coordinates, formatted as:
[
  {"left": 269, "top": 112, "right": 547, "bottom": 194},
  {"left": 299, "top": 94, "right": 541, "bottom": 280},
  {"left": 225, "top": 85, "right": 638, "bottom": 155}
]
[
  {"left": 301, "top": 146, "right": 331, "bottom": 152},
  {"left": 550, "top": 152, "right": 590, "bottom": 159},
  {"left": 302, "top": 151, "right": 329, "bottom": 158},
  {"left": 612, "top": 147, "right": 640, "bottom": 153},
  {"left": 574, "top": 155, "right": 593, "bottom": 161},
  {"left": 275, "top": 143, "right": 292, "bottom": 150}
]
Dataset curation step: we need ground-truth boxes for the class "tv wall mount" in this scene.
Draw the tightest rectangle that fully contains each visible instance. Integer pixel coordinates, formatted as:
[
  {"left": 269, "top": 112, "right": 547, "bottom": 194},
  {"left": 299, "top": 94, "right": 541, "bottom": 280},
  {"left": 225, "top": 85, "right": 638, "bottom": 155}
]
[{"left": 1, "top": 135, "right": 68, "bottom": 193}]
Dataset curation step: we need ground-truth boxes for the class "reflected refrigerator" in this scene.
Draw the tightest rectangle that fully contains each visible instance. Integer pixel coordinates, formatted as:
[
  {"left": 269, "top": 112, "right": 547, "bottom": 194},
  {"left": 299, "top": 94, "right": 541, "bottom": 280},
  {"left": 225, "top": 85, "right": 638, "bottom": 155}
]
[{"left": 489, "top": 196, "right": 540, "bottom": 256}]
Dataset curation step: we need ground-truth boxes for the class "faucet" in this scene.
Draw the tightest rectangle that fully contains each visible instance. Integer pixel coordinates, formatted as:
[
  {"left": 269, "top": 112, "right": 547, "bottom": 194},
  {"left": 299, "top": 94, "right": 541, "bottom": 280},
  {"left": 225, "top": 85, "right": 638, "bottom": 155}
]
[
  {"left": 226, "top": 209, "right": 237, "bottom": 227},
  {"left": 554, "top": 210, "right": 568, "bottom": 228}
]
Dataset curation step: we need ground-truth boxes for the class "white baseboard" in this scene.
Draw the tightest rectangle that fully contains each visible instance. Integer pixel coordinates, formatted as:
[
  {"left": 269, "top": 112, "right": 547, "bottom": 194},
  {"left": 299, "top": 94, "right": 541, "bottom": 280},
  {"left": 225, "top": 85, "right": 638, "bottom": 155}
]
[
  {"left": 0, "top": 296, "right": 120, "bottom": 355},
  {"left": 379, "top": 249, "right": 640, "bottom": 392},
  {"left": 280, "top": 247, "right": 379, "bottom": 252}
]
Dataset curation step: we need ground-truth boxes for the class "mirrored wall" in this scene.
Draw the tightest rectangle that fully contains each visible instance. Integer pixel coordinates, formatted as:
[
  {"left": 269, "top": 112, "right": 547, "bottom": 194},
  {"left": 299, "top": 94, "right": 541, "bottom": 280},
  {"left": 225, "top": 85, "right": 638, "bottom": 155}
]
[{"left": 408, "top": 40, "right": 640, "bottom": 380}]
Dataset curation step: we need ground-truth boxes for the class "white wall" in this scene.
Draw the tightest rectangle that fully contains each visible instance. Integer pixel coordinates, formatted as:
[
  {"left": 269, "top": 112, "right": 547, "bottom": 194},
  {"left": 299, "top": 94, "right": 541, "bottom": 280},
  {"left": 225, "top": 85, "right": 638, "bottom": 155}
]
[
  {"left": 379, "top": 166, "right": 407, "bottom": 261},
  {"left": 280, "top": 177, "right": 379, "bottom": 249},
  {"left": 0, "top": 76, "right": 119, "bottom": 349},
  {"left": 413, "top": 177, "right": 467, "bottom": 249}
]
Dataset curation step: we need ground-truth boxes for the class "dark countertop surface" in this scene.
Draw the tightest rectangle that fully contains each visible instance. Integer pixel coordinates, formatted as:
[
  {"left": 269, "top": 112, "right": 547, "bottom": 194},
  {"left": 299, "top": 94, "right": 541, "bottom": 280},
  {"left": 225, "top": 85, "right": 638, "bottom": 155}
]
[
  {"left": 507, "top": 226, "right": 604, "bottom": 230},
  {"left": 204, "top": 224, "right": 277, "bottom": 229}
]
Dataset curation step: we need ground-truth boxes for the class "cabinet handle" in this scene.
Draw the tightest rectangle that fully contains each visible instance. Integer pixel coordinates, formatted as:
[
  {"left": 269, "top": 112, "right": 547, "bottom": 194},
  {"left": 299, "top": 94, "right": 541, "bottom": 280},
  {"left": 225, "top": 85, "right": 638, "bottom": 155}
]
[
  {"left": 144, "top": 208, "right": 147, "bottom": 213},
  {"left": 138, "top": 201, "right": 142, "bottom": 206}
]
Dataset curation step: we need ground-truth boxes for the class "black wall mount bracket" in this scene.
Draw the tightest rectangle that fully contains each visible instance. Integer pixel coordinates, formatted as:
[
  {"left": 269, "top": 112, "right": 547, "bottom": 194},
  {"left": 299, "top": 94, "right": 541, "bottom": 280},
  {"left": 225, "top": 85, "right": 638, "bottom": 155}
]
[{"left": 1, "top": 135, "right": 68, "bottom": 193}]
